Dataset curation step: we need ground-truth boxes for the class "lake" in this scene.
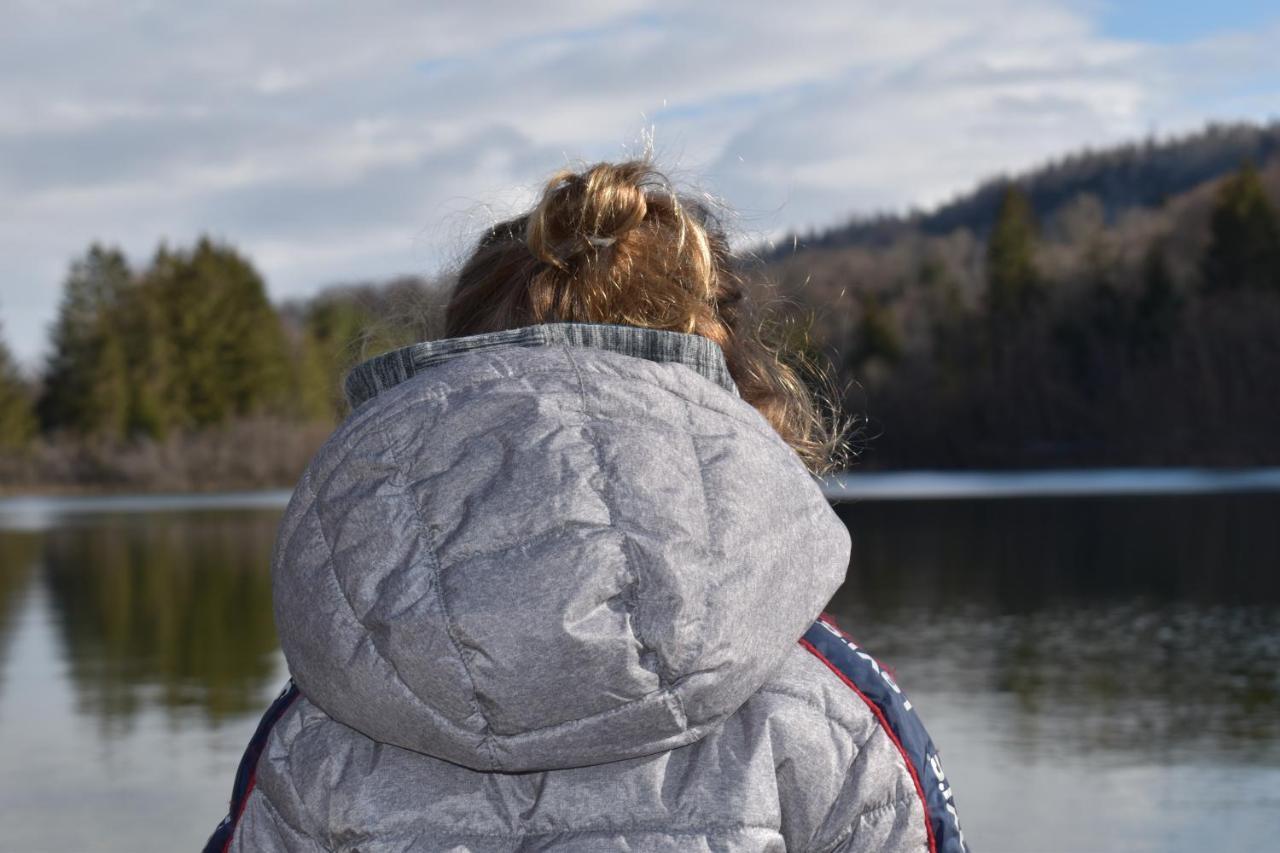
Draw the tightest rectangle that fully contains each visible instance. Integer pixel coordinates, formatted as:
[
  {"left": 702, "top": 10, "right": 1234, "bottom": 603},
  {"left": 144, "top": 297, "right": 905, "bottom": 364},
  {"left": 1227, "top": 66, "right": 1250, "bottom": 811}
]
[{"left": 0, "top": 475, "right": 1277, "bottom": 852}]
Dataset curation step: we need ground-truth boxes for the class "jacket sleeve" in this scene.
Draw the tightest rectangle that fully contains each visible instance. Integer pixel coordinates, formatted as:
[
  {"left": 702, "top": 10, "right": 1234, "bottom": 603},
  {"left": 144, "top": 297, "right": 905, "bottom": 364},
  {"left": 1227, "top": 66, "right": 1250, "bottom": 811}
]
[{"left": 799, "top": 617, "right": 970, "bottom": 853}]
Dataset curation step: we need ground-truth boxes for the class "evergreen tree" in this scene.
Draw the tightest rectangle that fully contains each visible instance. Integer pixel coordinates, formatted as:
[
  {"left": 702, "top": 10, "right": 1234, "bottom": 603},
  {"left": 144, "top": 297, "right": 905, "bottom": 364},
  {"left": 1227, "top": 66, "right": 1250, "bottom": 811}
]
[
  {"left": 850, "top": 294, "right": 903, "bottom": 369},
  {"left": 1201, "top": 162, "right": 1280, "bottom": 293},
  {"left": 298, "top": 289, "right": 426, "bottom": 420},
  {"left": 301, "top": 296, "right": 379, "bottom": 419},
  {"left": 986, "top": 185, "right": 1041, "bottom": 317},
  {"left": 140, "top": 237, "right": 292, "bottom": 427},
  {"left": 1132, "top": 242, "right": 1181, "bottom": 358},
  {"left": 119, "top": 275, "right": 179, "bottom": 438},
  {"left": 0, "top": 321, "right": 36, "bottom": 450},
  {"left": 38, "top": 244, "right": 133, "bottom": 438},
  {"left": 283, "top": 320, "right": 335, "bottom": 424}
]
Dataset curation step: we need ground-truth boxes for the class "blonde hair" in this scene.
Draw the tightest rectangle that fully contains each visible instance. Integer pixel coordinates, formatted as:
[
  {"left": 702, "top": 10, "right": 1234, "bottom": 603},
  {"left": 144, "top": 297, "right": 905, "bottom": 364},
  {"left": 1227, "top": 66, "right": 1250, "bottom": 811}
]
[{"left": 445, "top": 158, "right": 848, "bottom": 474}]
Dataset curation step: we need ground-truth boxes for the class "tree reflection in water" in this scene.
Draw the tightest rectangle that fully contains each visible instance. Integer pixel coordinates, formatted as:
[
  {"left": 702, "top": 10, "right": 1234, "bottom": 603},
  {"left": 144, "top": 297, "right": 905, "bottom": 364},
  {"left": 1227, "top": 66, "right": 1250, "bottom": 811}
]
[
  {"left": 13, "top": 491, "right": 1280, "bottom": 761},
  {"left": 40, "top": 510, "right": 279, "bottom": 727},
  {"left": 829, "top": 493, "right": 1280, "bottom": 761},
  {"left": 0, "top": 533, "right": 39, "bottom": 693}
]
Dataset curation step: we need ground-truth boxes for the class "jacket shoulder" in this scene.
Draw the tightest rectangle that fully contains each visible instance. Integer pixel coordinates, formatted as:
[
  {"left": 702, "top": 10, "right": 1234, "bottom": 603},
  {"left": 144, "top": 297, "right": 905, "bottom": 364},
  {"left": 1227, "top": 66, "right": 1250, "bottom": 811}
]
[{"left": 741, "top": 617, "right": 968, "bottom": 853}]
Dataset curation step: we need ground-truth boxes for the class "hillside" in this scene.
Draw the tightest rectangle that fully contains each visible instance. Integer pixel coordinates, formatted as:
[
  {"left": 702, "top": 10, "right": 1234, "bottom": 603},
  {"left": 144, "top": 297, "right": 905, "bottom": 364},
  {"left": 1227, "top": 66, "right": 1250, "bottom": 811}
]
[
  {"left": 765, "top": 120, "right": 1280, "bottom": 256},
  {"left": 751, "top": 122, "right": 1280, "bottom": 469}
]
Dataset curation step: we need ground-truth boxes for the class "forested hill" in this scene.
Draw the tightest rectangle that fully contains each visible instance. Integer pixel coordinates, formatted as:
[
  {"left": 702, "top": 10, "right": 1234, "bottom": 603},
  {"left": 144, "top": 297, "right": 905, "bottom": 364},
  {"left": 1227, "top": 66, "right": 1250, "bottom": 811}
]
[
  {"left": 769, "top": 120, "right": 1280, "bottom": 255},
  {"left": 755, "top": 121, "right": 1280, "bottom": 470}
]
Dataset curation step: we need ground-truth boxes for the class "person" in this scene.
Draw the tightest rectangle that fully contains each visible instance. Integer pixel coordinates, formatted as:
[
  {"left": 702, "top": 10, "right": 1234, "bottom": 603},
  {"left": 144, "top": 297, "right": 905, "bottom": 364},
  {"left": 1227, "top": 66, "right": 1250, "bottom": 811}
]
[{"left": 204, "top": 158, "right": 967, "bottom": 852}]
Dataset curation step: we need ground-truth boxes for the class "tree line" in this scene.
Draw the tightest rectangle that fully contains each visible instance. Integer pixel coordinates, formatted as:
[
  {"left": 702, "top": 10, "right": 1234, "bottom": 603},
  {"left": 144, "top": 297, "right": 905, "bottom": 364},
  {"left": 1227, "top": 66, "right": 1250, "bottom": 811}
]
[
  {"left": 1, "top": 133, "right": 1279, "bottom": 483},
  {"left": 767, "top": 158, "right": 1280, "bottom": 468},
  {"left": 0, "top": 238, "right": 446, "bottom": 486}
]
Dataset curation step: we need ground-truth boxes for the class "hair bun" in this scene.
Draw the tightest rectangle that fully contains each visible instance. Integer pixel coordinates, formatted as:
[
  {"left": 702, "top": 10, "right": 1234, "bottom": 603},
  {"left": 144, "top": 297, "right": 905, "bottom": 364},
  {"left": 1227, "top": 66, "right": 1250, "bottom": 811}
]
[
  {"left": 447, "top": 156, "right": 849, "bottom": 473},
  {"left": 526, "top": 161, "right": 657, "bottom": 269}
]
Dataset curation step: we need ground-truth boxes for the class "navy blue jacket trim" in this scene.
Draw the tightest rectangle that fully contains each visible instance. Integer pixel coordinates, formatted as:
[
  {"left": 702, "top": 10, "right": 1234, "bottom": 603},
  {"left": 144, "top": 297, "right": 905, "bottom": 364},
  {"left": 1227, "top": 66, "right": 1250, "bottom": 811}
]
[
  {"left": 801, "top": 616, "right": 969, "bottom": 853},
  {"left": 202, "top": 680, "right": 301, "bottom": 853}
]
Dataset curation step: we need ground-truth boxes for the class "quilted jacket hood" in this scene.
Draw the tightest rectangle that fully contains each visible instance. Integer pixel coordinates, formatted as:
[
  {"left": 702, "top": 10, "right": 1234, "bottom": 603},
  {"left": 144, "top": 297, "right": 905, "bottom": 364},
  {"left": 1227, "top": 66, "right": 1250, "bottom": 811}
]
[{"left": 271, "top": 322, "right": 851, "bottom": 773}]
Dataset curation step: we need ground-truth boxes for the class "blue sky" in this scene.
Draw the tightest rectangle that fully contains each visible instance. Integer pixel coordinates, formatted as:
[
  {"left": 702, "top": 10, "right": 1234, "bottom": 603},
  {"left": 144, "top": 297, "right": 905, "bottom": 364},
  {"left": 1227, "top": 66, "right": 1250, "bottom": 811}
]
[
  {"left": 2, "top": 0, "right": 1279, "bottom": 365},
  {"left": 1097, "top": 0, "right": 1280, "bottom": 42}
]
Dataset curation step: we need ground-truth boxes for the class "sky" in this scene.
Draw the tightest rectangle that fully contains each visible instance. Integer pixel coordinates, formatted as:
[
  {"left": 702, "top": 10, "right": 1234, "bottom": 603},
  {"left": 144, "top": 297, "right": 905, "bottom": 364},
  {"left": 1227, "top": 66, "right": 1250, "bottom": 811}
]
[{"left": 2, "top": 0, "right": 1279, "bottom": 366}]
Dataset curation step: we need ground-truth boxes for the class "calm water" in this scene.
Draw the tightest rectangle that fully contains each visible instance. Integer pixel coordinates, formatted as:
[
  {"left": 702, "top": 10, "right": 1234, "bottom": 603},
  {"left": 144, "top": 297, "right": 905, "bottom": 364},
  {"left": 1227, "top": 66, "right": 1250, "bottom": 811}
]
[{"left": 0, "top": 481, "right": 1277, "bottom": 852}]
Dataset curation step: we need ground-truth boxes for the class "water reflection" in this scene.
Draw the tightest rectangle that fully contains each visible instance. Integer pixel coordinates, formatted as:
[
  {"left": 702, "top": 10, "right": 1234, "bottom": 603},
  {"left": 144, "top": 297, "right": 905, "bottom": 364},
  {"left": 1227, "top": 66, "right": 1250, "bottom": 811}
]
[
  {"left": 0, "top": 489, "right": 1275, "bottom": 852},
  {"left": 833, "top": 493, "right": 1280, "bottom": 608},
  {"left": 39, "top": 511, "right": 279, "bottom": 725},
  {"left": 0, "top": 533, "right": 38, "bottom": 691},
  {"left": 829, "top": 494, "right": 1280, "bottom": 762},
  {"left": 11, "top": 492, "right": 1280, "bottom": 749}
]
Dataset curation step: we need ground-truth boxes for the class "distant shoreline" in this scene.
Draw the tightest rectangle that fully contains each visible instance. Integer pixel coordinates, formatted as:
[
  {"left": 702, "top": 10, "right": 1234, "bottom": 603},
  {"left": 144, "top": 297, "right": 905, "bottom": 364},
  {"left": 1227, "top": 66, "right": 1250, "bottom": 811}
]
[
  {"left": 821, "top": 467, "right": 1280, "bottom": 502},
  {"left": 3, "top": 468, "right": 1279, "bottom": 518}
]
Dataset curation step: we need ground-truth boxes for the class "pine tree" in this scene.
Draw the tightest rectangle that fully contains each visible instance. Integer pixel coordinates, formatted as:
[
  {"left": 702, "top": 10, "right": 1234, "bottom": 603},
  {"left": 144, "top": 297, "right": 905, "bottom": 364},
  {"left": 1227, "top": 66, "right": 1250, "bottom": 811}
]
[
  {"left": 282, "top": 318, "right": 335, "bottom": 423},
  {"left": 140, "top": 237, "right": 292, "bottom": 427},
  {"left": 1201, "top": 162, "right": 1280, "bottom": 293},
  {"left": 986, "top": 185, "right": 1041, "bottom": 317},
  {"left": 38, "top": 244, "right": 133, "bottom": 438},
  {"left": 299, "top": 290, "right": 422, "bottom": 420},
  {"left": 118, "top": 273, "right": 178, "bottom": 438},
  {"left": 0, "top": 320, "right": 36, "bottom": 450},
  {"left": 1135, "top": 241, "right": 1180, "bottom": 349},
  {"left": 302, "top": 296, "right": 375, "bottom": 418},
  {"left": 850, "top": 294, "right": 903, "bottom": 368}
]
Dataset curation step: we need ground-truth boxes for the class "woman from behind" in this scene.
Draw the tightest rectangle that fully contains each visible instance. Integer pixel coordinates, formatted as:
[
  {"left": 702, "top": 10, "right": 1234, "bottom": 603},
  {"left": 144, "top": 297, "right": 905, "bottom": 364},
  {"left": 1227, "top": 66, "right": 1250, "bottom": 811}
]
[{"left": 205, "top": 157, "right": 967, "bottom": 852}]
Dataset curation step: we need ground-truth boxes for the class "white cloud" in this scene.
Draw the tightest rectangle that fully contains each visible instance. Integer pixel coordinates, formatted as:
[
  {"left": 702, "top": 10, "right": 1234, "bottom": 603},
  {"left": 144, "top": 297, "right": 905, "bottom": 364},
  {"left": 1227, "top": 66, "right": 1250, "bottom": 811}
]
[{"left": 1, "top": 0, "right": 1278, "bottom": 365}]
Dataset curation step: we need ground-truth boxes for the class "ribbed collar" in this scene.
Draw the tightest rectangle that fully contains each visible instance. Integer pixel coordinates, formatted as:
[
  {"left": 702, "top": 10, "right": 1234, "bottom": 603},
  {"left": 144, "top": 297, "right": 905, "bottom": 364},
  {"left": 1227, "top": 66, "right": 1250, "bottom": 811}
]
[{"left": 344, "top": 322, "right": 739, "bottom": 409}]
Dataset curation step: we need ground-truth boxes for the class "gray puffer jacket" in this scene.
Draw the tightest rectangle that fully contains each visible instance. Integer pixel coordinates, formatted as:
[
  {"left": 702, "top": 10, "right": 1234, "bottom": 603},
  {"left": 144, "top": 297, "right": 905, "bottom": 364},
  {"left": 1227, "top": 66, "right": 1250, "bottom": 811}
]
[{"left": 205, "top": 322, "right": 967, "bottom": 853}]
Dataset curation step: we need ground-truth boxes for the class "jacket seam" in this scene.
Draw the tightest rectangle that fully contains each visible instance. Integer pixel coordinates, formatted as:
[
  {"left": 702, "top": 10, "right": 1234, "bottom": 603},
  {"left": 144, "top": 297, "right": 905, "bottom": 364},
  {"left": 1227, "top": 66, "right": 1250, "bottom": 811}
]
[
  {"left": 752, "top": 686, "right": 864, "bottom": 742},
  {"left": 438, "top": 518, "right": 611, "bottom": 574},
  {"left": 562, "top": 344, "right": 676, "bottom": 696},
  {"left": 750, "top": 684, "right": 891, "bottom": 853},
  {"left": 270, "top": 700, "right": 332, "bottom": 850},
  {"left": 562, "top": 345, "right": 647, "bottom": 667},
  {"left": 374, "top": 401, "right": 502, "bottom": 772},
  {"left": 809, "top": 729, "right": 907, "bottom": 851},
  {"left": 300, "top": 676, "right": 697, "bottom": 738},
  {"left": 332, "top": 822, "right": 784, "bottom": 841},
  {"left": 681, "top": 408, "right": 715, "bottom": 673},
  {"left": 810, "top": 794, "right": 920, "bottom": 853},
  {"left": 301, "top": 477, "right": 442, "bottom": 749},
  {"left": 250, "top": 780, "right": 333, "bottom": 852}
]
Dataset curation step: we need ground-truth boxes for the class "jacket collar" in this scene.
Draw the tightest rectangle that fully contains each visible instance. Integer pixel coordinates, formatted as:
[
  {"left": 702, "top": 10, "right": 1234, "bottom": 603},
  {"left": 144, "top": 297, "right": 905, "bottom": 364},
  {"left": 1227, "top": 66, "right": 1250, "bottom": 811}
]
[{"left": 344, "top": 322, "right": 739, "bottom": 409}]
